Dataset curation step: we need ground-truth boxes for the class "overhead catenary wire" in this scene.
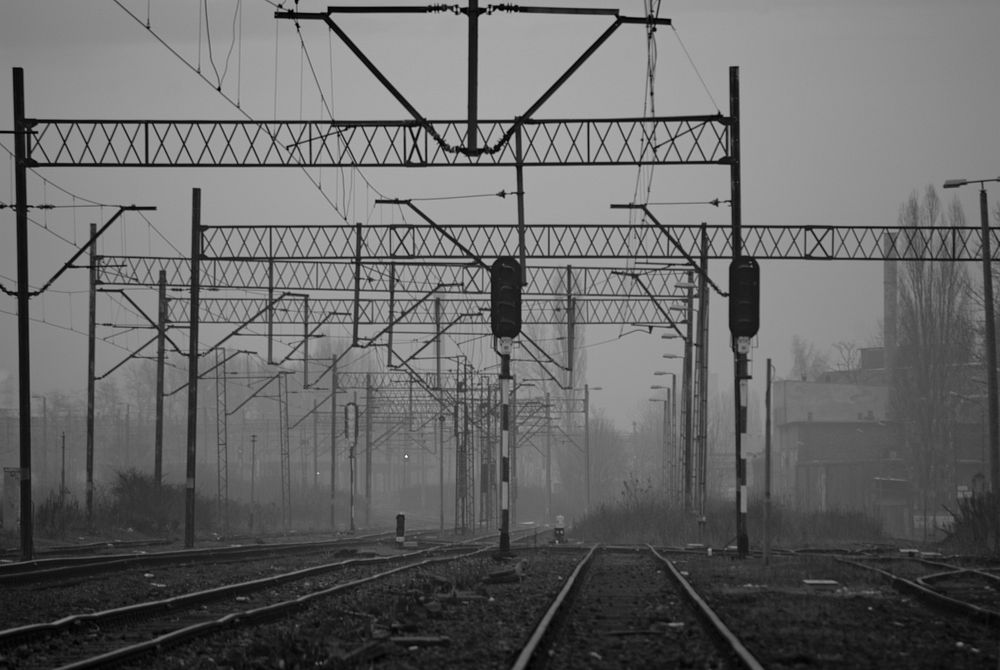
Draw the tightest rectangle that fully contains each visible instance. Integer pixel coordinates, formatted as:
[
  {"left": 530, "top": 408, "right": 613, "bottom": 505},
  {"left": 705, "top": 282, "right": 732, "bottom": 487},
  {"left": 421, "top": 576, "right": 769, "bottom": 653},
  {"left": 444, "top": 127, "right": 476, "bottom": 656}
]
[{"left": 114, "top": 0, "right": 388, "bottom": 225}]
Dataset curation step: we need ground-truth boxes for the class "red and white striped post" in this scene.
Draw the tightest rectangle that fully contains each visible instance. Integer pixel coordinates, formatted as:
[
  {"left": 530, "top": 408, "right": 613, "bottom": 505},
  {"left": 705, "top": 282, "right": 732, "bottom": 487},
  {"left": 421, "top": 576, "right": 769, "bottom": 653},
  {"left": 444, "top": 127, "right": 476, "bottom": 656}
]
[{"left": 498, "top": 337, "right": 513, "bottom": 553}]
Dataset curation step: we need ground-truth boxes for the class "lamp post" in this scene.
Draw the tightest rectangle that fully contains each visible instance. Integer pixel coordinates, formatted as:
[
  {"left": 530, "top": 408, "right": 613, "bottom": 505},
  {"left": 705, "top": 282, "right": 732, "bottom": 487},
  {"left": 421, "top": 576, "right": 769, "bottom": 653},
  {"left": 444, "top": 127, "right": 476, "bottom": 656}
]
[
  {"left": 649, "top": 397, "right": 670, "bottom": 492},
  {"left": 32, "top": 395, "right": 46, "bottom": 492},
  {"left": 249, "top": 433, "right": 257, "bottom": 532},
  {"left": 943, "top": 177, "right": 1000, "bottom": 533}
]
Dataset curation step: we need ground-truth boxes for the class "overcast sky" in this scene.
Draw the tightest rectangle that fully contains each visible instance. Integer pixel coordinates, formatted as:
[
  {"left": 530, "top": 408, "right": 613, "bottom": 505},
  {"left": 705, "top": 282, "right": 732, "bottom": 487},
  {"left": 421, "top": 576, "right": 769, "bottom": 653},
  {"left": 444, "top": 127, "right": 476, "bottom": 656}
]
[{"left": 1, "top": 0, "right": 999, "bottom": 427}]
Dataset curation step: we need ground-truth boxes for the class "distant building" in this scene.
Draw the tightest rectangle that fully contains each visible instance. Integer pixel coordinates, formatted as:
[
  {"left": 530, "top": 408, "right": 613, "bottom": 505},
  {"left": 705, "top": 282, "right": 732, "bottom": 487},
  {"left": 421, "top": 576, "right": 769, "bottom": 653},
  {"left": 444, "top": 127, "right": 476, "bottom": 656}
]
[{"left": 753, "top": 346, "right": 987, "bottom": 539}]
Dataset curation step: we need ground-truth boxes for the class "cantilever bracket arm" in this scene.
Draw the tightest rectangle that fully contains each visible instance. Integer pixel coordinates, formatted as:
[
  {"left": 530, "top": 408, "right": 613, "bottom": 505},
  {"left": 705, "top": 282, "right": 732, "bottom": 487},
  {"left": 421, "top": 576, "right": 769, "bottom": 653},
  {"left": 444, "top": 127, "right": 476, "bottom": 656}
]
[
  {"left": 95, "top": 333, "right": 159, "bottom": 381},
  {"left": 164, "top": 348, "right": 248, "bottom": 397},
  {"left": 30, "top": 205, "right": 156, "bottom": 297},
  {"left": 202, "top": 291, "right": 293, "bottom": 356},
  {"left": 611, "top": 271, "right": 686, "bottom": 341},
  {"left": 225, "top": 371, "right": 286, "bottom": 414},
  {"left": 554, "top": 424, "right": 584, "bottom": 453},
  {"left": 100, "top": 288, "right": 184, "bottom": 355},
  {"left": 377, "top": 199, "right": 489, "bottom": 269},
  {"left": 610, "top": 203, "right": 728, "bottom": 297},
  {"left": 519, "top": 330, "right": 570, "bottom": 388},
  {"left": 279, "top": 311, "right": 342, "bottom": 366},
  {"left": 360, "top": 281, "right": 466, "bottom": 349},
  {"left": 396, "top": 311, "right": 479, "bottom": 368}
]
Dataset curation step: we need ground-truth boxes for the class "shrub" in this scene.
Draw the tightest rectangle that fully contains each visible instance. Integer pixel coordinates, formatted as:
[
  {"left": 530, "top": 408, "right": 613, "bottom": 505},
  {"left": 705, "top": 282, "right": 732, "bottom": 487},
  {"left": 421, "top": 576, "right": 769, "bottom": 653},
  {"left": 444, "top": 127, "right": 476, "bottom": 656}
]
[{"left": 940, "top": 492, "right": 998, "bottom": 555}]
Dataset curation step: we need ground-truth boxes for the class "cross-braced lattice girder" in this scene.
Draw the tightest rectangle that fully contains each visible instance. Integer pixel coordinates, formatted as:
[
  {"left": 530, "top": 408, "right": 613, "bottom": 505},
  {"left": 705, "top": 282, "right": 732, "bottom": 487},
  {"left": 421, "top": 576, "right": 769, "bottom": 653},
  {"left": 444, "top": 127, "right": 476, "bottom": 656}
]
[{"left": 25, "top": 116, "right": 730, "bottom": 168}]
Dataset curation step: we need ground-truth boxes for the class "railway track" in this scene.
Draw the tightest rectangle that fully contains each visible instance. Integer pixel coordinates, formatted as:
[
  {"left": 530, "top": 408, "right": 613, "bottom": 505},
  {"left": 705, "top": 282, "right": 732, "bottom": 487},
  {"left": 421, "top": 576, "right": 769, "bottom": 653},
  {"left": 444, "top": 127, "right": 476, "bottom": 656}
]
[
  {"left": 0, "top": 527, "right": 547, "bottom": 669},
  {"left": 839, "top": 555, "right": 1000, "bottom": 626},
  {"left": 0, "top": 544, "right": 488, "bottom": 669},
  {"left": 0, "top": 529, "right": 411, "bottom": 585},
  {"left": 512, "top": 545, "right": 763, "bottom": 669}
]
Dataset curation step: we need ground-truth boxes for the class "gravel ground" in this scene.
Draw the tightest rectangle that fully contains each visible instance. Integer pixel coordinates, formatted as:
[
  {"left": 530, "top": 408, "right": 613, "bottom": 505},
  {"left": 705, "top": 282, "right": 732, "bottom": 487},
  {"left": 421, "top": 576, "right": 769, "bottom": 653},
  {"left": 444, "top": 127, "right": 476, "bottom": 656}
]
[
  {"left": 4, "top": 546, "right": 997, "bottom": 668},
  {"left": 0, "top": 547, "right": 389, "bottom": 629},
  {"left": 680, "top": 553, "right": 1000, "bottom": 669},
  {"left": 131, "top": 548, "right": 584, "bottom": 670}
]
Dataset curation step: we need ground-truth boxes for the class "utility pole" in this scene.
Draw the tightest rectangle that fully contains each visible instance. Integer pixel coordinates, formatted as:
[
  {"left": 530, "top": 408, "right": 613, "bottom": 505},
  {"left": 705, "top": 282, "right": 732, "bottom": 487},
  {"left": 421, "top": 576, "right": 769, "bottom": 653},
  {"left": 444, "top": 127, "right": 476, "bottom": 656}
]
[
  {"left": 60, "top": 430, "right": 66, "bottom": 502},
  {"left": 154, "top": 269, "right": 166, "bottom": 489},
  {"left": 13, "top": 67, "right": 34, "bottom": 560},
  {"left": 682, "top": 270, "right": 695, "bottom": 511},
  {"left": 86, "top": 222, "right": 97, "bottom": 524},
  {"left": 729, "top": 66, "right": 750, "bottom": 559},
  {"left": 584, "top": 383, "right": 591, "bottom": 514},
  {"left": 545, "top": 391, "right": 551, "bottom": 522},
  {"left": 764, "top": 358, "right": 773, "bottom": 565},
  {"left": 184, "top": 188, "right": 202, "bottom": 549},
  {"left": 249, "top": 433, "right": 256, "bottom": 531},
  {"left": 365, "top": 372, "right": 373, "bottom": 527},
  {"left": 330, "top": 357, "right": 338, "bottom": 530},
  {"left": 696, "top": 225, "right": 711, "bottom": 527},
  {"left": 313, "top": 398, "right": 319, "bottom": 490}
]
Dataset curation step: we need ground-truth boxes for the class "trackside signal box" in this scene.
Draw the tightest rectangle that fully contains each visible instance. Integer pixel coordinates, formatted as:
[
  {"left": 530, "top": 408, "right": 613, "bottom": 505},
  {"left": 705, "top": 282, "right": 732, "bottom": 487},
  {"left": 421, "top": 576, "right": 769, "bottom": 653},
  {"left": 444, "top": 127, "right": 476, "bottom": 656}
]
[
  {"left": 490, "top": 256, "right": 522, "bottom": 338},
  {"left": 729, "top": 257, "right": 760, "bottom": 338}
]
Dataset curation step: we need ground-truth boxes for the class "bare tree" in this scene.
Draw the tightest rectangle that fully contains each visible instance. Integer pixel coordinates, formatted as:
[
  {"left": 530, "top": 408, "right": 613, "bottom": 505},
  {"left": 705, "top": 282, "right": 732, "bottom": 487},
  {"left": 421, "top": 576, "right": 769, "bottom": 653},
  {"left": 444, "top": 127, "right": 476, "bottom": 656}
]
[
  {"left": 789, "top": 335, "right": 829, "bottom": 381},
  {"left": 895, "top": 186, "right": 973, "bottom": 524}
]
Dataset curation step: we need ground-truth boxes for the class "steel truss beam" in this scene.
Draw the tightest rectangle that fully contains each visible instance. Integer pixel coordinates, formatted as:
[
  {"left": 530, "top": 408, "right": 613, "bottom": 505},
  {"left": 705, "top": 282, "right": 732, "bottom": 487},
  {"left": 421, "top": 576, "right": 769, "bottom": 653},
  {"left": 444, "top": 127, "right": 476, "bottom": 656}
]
[
  {"left": 191, "top": 223, "right": 1000, "bottom": 262},
  {"left": 24, "top": 116, "right": 729, "bottom": 168},
  {"left": 97, "top": 256, "right": 690, "bottom": 294},
  {"left": 166, "top": 295, "right": 681, "bottom": 326}
]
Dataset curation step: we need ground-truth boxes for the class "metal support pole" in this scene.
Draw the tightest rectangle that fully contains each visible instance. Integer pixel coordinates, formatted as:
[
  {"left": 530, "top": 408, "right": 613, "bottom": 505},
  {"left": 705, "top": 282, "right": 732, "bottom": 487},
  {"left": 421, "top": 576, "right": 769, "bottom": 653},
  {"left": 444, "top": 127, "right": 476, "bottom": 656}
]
[
  {"left": 696, "top": 226, "right": 711, "bottom": 523},
  {"left": 764, "top": 358, "right": 773, "bottom": 565},
  {"left": 249, "top": 433, "right": 256, "bottom": 531},
  {"left": 364, "top": 372, "right": 373, "bottom": 527},
  {"left": 184, "top": 188, "right": 202, "bottom": 548},
  {"left": 735, "top": 346, "right": 749, "bottom": 558},
  {"left": 435, "top": 298, "right": 444, "bottom": 532},
  {"left": 154, "top": 270, "right": 166, "bottom": 489},
  {"left": 330, "top": 357, "right": 338, "bottom": 530},
  {"left": 566, "top": 266, "right": 575, "bottom": 390},
  {"left": 499, "top": 339, "right": 512, "bottom": 553},
  {"left": 37, "top": 396, "right": 46, "bottom": 497},
  {"left": 85, "top": 222, "right": 97, "bottom": 524},
  {"left": 302, "top": 295, "right": 309, "bottom": 386},
  {"left": 545, "top": 391, "right": 551, "bottom": 522},
  {"left": 266, "top": 258, "right": 274, "bottom": 364},
  {"left": 729, "top": 66, "right": 748, "bottom": 559},
  {"left": 13, "top": 67, "right": 34, "bottom": 559},
  {"left": 584, "top": 383, "right": 591, "bottom": 514},
  {"left": 387, "top": 263, "right": 396, "bottom": 366},
  {"left": 352, "top": 223, "right": 362, "bottom": 347},
  {"left": 466, "top": 0, "right": 480, "bottom": 153},
  {"left": 312, "top": 398, "right": 319, "bottom": 490},
  {"left": 682, "top": 271, "right": 695, "bottom": 511},
  {"left": 348, "top": 396, "right": 358, "bottom": 532},
  {"left": 978, "top": 186, "right": 1000, "bottom": 547},
  {"left": 60, "top": 431, "right": 66, "bottom": 502},
  {"left": 515, "top": 126, "right": 527, "bottom": 286}
]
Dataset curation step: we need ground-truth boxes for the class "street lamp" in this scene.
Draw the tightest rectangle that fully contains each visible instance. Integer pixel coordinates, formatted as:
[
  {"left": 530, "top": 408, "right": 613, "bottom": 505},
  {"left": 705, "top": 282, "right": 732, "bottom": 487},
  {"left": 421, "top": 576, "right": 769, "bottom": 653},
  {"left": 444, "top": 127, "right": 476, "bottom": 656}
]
[
  {"left": 662, "top": 353, "right": 682, "bottom": 359},
  {"left": 579, "top": 385, "right": 603, "bottom": 514},
  {"left": 943, "top": 176, "right": 1000, "bottom": 527}
]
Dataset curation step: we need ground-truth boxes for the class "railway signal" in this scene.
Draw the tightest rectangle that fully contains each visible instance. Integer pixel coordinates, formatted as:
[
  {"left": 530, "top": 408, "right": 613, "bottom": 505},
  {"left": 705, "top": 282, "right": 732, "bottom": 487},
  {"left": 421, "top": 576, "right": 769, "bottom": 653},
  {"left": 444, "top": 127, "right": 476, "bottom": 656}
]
[
  {"left": 728, "top": 257, "right": 759, "bottom": 339},
  {"left": 490, "top": 256, "right": 522, "bottom": 338}
]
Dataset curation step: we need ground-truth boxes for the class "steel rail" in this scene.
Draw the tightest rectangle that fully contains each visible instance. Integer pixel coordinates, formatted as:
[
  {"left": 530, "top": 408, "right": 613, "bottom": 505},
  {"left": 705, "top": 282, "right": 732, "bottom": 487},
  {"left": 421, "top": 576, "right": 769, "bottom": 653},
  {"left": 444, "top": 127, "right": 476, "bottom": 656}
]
[
  {"left": 0, "top": 531, "right": 394, "bottom": 585},
  {"left": 838, "top": 558, "right": 1000, "bottom": 626},
  {"left": 0, "top": 540, "right": 467, "bottom": 652},
  {"left": 509, "top": 544, "right": 599, "bottom": 670},
  {"left": 650, "top": 545, "right": 766, "bottom": 670},
  {"left": 52, "top": 545, "right": 493, "bottom": 670}
]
